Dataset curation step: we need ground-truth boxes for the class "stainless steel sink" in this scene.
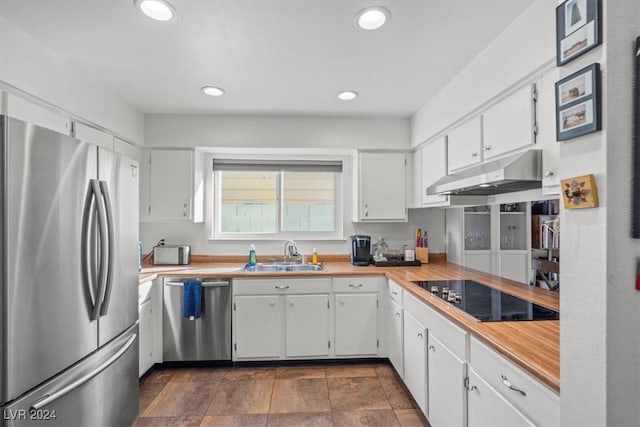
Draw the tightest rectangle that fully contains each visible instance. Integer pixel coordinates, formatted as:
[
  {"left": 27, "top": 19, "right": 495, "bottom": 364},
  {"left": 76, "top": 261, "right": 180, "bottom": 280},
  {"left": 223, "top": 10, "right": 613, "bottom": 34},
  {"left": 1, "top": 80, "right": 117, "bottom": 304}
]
[{"left": 240, "top": 263, "right": 324, "bottom": 272}]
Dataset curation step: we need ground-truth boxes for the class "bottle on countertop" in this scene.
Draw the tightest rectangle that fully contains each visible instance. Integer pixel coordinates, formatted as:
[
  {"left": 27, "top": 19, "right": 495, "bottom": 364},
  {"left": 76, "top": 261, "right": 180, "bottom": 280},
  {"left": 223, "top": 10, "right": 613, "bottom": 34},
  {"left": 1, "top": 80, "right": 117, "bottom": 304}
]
[
  {"left": 248, "top": 244, "right": 257, "bottom": 266},
  {"left": 312, "top": 248, "right": 318, "bottom": 265}
]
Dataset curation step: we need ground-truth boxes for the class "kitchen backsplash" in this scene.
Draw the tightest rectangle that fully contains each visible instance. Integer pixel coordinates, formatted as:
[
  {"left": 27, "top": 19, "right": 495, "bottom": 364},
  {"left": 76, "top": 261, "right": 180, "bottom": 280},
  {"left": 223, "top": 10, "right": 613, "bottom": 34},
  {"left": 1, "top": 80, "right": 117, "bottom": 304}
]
[{"left": 139, "top": 208, "right": 445, "bottom": 257}]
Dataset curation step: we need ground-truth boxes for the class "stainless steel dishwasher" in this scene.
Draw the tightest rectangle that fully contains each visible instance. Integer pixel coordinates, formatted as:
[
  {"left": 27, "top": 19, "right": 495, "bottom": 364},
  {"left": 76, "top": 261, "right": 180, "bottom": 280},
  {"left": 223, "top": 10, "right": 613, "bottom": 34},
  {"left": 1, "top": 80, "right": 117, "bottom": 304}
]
[{"left": 163, "top": 278, "right": 231, "bottom": 361}]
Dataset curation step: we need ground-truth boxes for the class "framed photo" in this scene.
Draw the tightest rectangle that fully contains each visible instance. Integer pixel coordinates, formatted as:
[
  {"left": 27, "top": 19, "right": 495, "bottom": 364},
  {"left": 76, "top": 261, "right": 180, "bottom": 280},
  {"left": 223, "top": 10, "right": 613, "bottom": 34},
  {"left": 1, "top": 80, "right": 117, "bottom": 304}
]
[
  {"left": 555, "top": 63, "right": 601, "bottom": 141},
  {"left": 556, "top": 0, "right": 601, "bottom": 66}
]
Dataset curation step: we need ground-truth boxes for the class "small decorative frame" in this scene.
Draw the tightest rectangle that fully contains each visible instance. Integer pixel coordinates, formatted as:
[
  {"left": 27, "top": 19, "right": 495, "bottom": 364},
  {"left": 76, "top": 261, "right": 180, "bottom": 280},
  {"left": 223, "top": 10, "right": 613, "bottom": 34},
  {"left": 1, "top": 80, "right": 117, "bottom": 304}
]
[
  {"left": 555, "top": 63, "right": 601, "bottom": 141},
  {"left": 556, "top": 0, "right": 601, "bottom": 66},
  {"left": 561, "top": 174, "right": 599, "bottom": 209}
]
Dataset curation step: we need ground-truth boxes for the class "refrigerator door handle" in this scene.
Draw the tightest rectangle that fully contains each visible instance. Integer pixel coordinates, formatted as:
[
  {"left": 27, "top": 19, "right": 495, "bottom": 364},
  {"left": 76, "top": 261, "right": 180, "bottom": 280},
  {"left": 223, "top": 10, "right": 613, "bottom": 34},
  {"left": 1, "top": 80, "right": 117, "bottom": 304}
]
[
  {"left": 29, "top": 334, "right": 137, "bottom": 411},
  {"left": 81, "top": 180, "right": 100, "bottom": 317},
  {"left": 92, "top": 180, "right": 109, "bottom": 320},
  {"left": 98, "top": 180, "right": 115, "bottom": 317}
]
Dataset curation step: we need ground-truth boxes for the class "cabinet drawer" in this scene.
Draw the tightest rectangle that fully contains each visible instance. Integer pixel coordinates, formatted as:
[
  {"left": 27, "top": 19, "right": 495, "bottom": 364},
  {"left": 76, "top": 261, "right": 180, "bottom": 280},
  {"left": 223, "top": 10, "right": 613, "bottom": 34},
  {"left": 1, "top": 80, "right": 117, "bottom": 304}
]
[
  {"left": 403, "top": 291, "right": 467, "bottom": 358},
  {"left": 388, "top": 280, "right": 404, "bottom": 304},
  {"left": 233, "top": 278, "right": 332, "bottom": 295},
  {"left": 333, "top": 276, "right": 383, "bottom": 292},
  {"left": 469, "top": 336, "right": 560, "bottom": 427}
]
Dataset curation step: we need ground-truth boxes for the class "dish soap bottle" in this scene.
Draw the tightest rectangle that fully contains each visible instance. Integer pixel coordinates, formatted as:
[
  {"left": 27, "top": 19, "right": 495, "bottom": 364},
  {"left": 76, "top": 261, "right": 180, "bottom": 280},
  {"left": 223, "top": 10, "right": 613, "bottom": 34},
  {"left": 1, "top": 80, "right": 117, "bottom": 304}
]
[
  {"left": 312, "top": 248, "right": 318, "bottom": 265},
  {"left": 248, "top": 244, "right": 257, "bottom": 266}
]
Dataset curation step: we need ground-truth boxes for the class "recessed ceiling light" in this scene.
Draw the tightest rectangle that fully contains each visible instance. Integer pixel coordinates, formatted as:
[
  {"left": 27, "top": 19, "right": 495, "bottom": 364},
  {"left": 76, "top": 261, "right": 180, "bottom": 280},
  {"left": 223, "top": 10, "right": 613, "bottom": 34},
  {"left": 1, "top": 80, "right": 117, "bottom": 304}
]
[
  {"left": 355, "top": 6, "right": 391, "bottom": 31},
  {"left": 134, "top": 0, "right": 177, "bottom": 22},
  {"left": 338, "top": 91, "right": 358, "bottom": 101},
  {"left": 478, "top": 184, "right": 493, "bottom": 188},
  {"left": 201, "top": 86, "right": 225, "bottom": 97}
]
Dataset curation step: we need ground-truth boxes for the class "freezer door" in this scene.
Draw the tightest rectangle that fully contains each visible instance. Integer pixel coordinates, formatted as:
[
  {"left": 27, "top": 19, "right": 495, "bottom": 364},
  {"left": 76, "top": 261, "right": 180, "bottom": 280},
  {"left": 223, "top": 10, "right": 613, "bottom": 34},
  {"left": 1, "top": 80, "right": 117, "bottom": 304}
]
[
  {"left": 97, "top": 149, "right": 139, "bottom": 346},
  {"left": 1, "top": 326, "right": 139, "bottom": 427},
  {"left": 1, "top": 117, "right": 99, "bottom": 404}
]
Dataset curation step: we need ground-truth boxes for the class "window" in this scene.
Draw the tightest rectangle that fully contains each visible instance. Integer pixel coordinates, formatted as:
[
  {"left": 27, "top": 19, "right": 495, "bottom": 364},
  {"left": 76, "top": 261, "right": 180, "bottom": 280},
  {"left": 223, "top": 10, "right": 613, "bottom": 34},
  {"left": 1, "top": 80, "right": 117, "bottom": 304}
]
[{"left": 213, "top": 159, "right": 342, "bottom": 238}]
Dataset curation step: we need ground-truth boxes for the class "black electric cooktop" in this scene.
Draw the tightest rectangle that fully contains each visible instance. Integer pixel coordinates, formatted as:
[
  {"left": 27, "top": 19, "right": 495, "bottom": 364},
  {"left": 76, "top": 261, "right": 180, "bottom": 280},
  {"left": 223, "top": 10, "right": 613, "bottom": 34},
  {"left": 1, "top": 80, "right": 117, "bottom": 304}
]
[{"left": 411, "top": 280, "right": 559, "bottom": 322}]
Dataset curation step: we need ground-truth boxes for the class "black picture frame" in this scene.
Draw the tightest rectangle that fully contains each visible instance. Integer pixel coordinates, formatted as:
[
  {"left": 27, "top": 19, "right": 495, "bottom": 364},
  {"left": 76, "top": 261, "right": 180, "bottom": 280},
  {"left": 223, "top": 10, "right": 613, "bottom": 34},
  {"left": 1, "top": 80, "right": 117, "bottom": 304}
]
[
  {"left": 633, "top": 36, "right": 640, "bottom": 238},
  {"left": 556, "top": 0, "right": 601, "bottom": 66},
  {"left": 555, "top": 63, "right": 601, "bottom": 141}
]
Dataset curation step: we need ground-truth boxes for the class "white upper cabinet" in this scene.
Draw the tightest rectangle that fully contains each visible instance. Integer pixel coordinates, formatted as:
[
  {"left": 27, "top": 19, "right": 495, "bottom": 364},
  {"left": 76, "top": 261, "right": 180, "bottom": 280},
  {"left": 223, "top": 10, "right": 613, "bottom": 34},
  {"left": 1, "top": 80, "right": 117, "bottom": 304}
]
[
  {"left": 420, "top": 136, "right": 449, "bottom": 206},
  {"left": 140, "top": 148, "right": 203, "bottom": 222},
  {"left": 356, "top": 151, "right": 407, "bottom": 222},
  {"left": 482, "top": 83, "right": 537, "bottom": 160},
  {"left": 447, "top": 116, "right": 483, "bottom": 173},
  {"left": 3, "top": 94, "right": 71, "bottom": 135}
]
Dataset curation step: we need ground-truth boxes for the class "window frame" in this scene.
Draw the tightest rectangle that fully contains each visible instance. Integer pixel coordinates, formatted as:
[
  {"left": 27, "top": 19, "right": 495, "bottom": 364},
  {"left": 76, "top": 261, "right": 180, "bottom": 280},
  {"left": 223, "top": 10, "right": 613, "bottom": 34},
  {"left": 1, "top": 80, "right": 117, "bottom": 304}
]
[{"left": 209, "top": 157, "right": 344, "bottom": 241}]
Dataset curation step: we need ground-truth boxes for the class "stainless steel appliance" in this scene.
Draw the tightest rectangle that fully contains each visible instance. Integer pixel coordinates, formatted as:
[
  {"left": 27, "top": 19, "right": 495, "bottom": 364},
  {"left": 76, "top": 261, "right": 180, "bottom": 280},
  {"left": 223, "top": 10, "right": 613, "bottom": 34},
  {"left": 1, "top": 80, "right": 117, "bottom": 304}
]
[
  {"left": 350, "top": 235, "right": 371, "bottom": 266},
  {"left": 0, "top": 116, "right": 139, "bottom": 426},
  {"left": 411, "top": 280, "right": 559, "bottom": 322},
  {"left": 163, "top": 278, "right": 231, "bottom": 361},
  {"left": 152, "top": 244, "right": 191, "bottom": 265},
  {"left": 427, "top": 149, "right": 543, "bottom": 196}
]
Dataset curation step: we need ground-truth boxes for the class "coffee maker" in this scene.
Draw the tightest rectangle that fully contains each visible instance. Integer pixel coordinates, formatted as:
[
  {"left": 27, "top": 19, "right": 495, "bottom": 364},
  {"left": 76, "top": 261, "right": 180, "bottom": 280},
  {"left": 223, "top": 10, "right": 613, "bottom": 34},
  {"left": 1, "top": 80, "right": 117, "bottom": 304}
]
[{"left": 350, "top": 235, "right": 371, "bottom": 266}]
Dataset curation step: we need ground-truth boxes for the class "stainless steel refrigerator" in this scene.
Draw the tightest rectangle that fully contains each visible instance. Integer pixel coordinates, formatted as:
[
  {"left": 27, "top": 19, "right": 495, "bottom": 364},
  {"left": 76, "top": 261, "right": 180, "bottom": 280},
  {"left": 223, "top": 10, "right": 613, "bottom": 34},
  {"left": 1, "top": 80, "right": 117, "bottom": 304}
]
[{"left": 0, "top": 116, "right": 139, "bottom": 426}]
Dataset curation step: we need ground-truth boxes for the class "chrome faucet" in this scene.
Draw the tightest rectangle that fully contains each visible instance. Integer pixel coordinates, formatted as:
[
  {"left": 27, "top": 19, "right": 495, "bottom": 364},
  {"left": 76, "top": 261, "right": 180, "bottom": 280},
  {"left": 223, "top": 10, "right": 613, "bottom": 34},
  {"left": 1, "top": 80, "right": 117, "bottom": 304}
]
[{"left": 284, "top": 240, "right": 305, "bottom": 264}]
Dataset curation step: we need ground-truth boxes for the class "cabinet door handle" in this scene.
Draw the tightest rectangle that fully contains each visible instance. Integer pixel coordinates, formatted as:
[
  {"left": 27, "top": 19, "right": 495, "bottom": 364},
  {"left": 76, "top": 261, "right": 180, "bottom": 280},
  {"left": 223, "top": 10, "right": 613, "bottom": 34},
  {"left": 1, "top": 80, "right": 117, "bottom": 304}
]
[
  {"left": 395, "top": 312, "right": 400, "bottom": 317},
  {"left": 391, "top": 290, "right": 398, "bottom": 295},
  {"left": 289, "top": 301, "right": 294, "bottom": 306},
  {"left": 544, "top": 170, "right": 554, "bottom": 177},
  {"left": 501, "top": 375, "right": 527, "bottom": 396},
  {"left": 340, "top": 300, "right": 344, "bottom": 305},
  {"left": 417, "top": 333, "right": 423, "bottom": 339},
  {"left": 364, "top": 204, "right": 369, "bottom": 217},
  {"left": 469, "top": 384, "right": 478, "bottom": 392},
  {"left": 275, "top": 285, "right": 290, "bottom": 289},
  {"left": 183, "top": 203, "right": 188, "bottom": 217},
  {"left": 269, "top": 301, "right": 275, "bottom": 306},
  {"left": 484, "top": 145, "right": 492, "bottom": 151},
  {"left": 428, "top": 345, "right": 435, "bottom": 351},
  {"left": 349, "top": 283, "right": 364, "bottom": 288},
  {"left": 471, "top": 151, "right": 478, "bottom": 158}
]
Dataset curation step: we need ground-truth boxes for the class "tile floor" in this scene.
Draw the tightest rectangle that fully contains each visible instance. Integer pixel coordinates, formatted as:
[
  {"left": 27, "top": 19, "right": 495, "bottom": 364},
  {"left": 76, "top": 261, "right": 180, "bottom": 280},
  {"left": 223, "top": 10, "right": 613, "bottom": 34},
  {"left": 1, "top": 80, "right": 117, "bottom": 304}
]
[{"left": 136, "top": 362, "right": 430, "bottom": 426}]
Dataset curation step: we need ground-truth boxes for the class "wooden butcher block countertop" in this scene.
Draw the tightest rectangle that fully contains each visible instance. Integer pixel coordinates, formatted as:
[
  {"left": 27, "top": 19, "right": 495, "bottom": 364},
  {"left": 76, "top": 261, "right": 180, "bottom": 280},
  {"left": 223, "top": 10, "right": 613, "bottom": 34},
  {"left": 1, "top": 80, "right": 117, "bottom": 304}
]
[{"left": 139, "top": 255, "right": 559, "bottom": 392}]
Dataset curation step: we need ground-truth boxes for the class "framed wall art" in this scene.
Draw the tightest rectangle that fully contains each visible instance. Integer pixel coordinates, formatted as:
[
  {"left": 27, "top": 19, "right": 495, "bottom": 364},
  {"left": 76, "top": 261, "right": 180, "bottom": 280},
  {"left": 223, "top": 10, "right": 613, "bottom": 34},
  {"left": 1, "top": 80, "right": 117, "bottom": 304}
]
[
  {"left": 555, "top": 63, "right": 601, "bottom": 141},
  {"left": 561, "top": 174, "right": 599, "bottom": 209},
  {"left": 556, "top": 0, "right": 601, "bottom": 66}
]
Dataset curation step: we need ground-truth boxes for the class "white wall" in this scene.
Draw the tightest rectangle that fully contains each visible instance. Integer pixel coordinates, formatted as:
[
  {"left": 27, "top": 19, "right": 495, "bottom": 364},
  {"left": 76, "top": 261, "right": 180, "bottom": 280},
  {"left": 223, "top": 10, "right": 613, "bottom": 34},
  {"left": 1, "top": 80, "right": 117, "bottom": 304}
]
[
  {"left": 141, "top": 113, "right": 447, "bottom": 257},
  {"left": 145, "top": 114, "right": 410, "bottom": 149},
  {"left": 603, "top": 2, "right": 640, "bottom": 424},
  {"left": 411, "top": 1, "right": 556, "bottom": 146},
  {"left": 0, "top": 16, "right": 144, "bottom": 143}
]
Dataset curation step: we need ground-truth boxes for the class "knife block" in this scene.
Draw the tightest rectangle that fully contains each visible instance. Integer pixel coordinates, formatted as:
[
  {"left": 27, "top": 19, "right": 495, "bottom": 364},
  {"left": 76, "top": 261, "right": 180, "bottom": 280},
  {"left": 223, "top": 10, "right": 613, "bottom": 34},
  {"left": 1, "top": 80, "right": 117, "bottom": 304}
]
[{"left": 415, "top": 247, "right": 429, "bottom": 263}]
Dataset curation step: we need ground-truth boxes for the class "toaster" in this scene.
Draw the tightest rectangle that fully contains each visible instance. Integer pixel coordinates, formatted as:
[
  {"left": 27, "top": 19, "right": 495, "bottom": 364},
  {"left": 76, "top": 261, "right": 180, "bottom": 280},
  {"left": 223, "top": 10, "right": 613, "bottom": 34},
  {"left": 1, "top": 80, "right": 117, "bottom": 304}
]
[{"left": 152, "top": 245, "right": 191, "bottom": 265}]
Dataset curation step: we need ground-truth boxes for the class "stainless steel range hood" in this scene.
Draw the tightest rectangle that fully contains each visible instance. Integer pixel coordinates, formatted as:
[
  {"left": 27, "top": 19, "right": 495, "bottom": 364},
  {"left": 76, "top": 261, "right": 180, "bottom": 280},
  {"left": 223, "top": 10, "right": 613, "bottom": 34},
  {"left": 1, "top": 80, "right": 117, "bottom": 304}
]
[{"left": 427, "top": 149, "right": 542, "bottom": 196}]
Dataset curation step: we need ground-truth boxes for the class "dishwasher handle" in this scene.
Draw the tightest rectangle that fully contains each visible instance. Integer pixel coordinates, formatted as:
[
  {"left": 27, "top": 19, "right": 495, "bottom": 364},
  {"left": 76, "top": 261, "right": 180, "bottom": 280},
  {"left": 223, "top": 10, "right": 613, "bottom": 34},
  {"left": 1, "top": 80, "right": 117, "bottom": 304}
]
[{"left": 165, "top": 280, "right": 229, "bottom": 288}]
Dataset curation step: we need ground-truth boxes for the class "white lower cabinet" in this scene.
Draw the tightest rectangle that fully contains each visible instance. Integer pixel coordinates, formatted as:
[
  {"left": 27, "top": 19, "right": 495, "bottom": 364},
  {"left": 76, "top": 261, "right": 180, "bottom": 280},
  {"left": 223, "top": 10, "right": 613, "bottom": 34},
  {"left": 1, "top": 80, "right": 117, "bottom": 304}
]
[
  {"left": 427, "top": 332, "right": 467, "bottom": 427},
  {"left": 138, "top": 298, "right": 154, "bottom": 377},
  {"left": 286, "top": 294, "right": 330, "bottom": 357},
  {"left": 469, "top": 336, "right": 560, "bottom": 426},
  {"left": 234, "top": 295, "right": 284, "bottom": 358},
  {"left": 138, "top": 279, "right": 162, "bottom": 377},
  {"left": 388, "top": 298, "right": 404, "bottom": 377},
  {"left": 467, "top": 368, "right": 534, "bottom": 427},
  {"left": 335, "top": 293, "right": 378, "bottom": 356},
  {"left": 232, "top": 277, "right": 379, "bottom": 360},
  {"left": 403, "top": 311, "right": 427, "bottom": 414}
]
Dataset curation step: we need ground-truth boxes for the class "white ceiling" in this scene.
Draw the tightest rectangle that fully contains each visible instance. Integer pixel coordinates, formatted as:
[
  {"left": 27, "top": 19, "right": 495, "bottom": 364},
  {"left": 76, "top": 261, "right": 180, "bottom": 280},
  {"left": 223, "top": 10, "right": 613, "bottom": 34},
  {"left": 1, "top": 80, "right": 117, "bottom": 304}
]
[{"left": 0, "top": 0, "right": 533, "bottom": 117}]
